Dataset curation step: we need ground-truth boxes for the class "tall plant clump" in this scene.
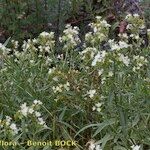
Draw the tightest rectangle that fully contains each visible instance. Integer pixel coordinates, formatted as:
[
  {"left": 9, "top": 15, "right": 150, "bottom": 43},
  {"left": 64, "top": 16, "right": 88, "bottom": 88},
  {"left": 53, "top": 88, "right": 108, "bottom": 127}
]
[{"left": 0, "top": 14, "right": 150, "bottom": 150}]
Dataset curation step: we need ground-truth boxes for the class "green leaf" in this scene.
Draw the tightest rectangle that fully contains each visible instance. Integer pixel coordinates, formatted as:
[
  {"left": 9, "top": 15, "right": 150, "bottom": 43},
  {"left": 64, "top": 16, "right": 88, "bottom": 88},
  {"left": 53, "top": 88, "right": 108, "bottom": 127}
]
[
  {"left": 0, "top": 112, "right": 3, "bottom": 119},
  {"left": 113, "top": 146, "right": 127, "bottom": 150},
  {"left": 3, "top": 37, "right": 11, "bottom": 47},
  {"left": 75, "top": 119, "right": 116, "bottom": 138},
  {"left": 132, "top": 115, "right": 140, "bottom": 127},
  {"left": 13, "top": 133, "right": 23, "bottom": 142},
  {"left": 111, "top": 22, "right": 119, "bottom": 31},
  {"left": 59, "top": 106, "right": 67, "bottom": 121},
  {"left": 75, "top": 123, "right": 100, "bottom": 137},
  {"left": 92, "top": 119, "right": 116, "bottom": 137},
  {"left": 95, "top": 134, "right": 114, "bottom": 148},
  {"left": 43, "top": 145, "right": 52, "bottom": 150},
  {"left": 118, "top": 107, "right": 127, "bottom": 135},
  {"left": 59, "top": 121, "right": 76, "bottom": 133}
]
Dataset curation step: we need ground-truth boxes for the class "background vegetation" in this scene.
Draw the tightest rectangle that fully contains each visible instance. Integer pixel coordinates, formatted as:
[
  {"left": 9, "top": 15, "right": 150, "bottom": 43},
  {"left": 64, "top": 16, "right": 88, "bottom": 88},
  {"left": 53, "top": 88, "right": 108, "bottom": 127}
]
[{"left": 1, "top": 0, "right": 149, "bottom": 42}]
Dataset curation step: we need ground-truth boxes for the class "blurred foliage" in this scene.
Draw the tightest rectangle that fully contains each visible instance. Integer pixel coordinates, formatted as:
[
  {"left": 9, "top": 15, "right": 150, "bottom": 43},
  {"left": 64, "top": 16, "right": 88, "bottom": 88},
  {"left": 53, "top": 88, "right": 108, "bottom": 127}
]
[
  {"left": 140, "top": 0, "right": 150, "bottom": 28},
  {"left": 0, "top": 0, "right": 57, "bottom": 41},
  {"left": 0, "top": 0, "right": 149, "bottom": 42},
  {"left": 0, "top": 0, "right": 115, "bottom": 42}
]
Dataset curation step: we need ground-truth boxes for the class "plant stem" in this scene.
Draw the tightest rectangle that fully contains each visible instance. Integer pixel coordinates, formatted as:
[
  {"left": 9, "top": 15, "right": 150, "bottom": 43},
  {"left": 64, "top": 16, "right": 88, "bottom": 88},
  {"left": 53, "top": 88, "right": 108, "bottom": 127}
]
[{"left": 55, "top": 0, "right": 61, "bottom": 52}]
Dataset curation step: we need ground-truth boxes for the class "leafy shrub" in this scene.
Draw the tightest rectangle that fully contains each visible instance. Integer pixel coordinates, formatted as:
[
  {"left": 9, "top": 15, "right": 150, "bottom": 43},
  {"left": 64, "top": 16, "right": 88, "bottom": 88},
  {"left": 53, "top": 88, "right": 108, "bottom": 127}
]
[{"left": 0, "top": 14, "right": 150, "bottom": 150}]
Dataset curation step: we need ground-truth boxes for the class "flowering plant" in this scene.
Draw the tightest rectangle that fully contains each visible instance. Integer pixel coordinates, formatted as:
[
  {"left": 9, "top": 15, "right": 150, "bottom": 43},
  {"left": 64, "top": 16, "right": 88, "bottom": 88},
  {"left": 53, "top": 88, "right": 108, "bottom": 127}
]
[{"left": 0, "top": 14, "right": 149, "bottom": 150}]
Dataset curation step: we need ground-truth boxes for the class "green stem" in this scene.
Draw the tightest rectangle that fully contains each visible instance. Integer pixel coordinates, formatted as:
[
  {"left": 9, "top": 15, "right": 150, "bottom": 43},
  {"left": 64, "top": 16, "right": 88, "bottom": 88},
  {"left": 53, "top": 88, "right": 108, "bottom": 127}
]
[
  {"left": 63, "top": 48, "right": 69, "bottom": 68},
  {"left": 35, "top": 0, "right": 39, "bottom": 25}
]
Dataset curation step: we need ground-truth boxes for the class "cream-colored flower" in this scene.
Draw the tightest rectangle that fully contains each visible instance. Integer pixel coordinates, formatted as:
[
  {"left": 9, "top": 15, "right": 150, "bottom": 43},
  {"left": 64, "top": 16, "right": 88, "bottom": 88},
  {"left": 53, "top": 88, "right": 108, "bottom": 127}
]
[
  {"left": 133, "top": 14, "right": 139, "bottom": 18},
  {"left": 87, "top": 90, "right": 96, "bottom": 98},
  {"left": 33, "top": 100, "right": 42, "bottom": 105},
  {"left": 98, "top": 69, "right": 104, "bottom": 76},
  {"left": 118, "top": 54, "right": 130, "bottom": 66},
  {"left": 38, "top": 118, "right": 45, "bottom": 126},
  {"left": 108, "top": 71, "right": 113, "bottom": 77},
  {"left": 35, "top": 111, "right": 41, "bottom": 117},
  {"left": 5, "top": 116, "right": 12, "bottom": 126},
  {"left": 92, "top": 51, "right": 106, "bottom": 66},
  {"left": 119, "top": 41, "right": 129, "bottom": 49},
  {"left": 10, "top": 123, "right": 19, "bottom": 134},
  {"left": 20, "top": 103, "right": 28, "bottom": 117},
  {"left": 125, "top": 14, "right": 132, "bottom": 19},
  {"left": 28, "top": 108, "right": 34, "bottom": 114},
  {"left": 131, "top": 145, "right": 140, "bottom": 150}
]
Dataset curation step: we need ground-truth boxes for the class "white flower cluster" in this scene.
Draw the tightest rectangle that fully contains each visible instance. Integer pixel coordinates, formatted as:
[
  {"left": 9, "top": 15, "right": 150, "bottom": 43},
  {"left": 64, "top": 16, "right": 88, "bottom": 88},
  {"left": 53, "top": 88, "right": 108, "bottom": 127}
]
[
  {"left": 87, "top": 89, "right": 96, "bottom": 98},
  {"left": 126, "top": 23, "right": 133, "bottom": 30},
  {"left": 92, "top": 102, "right": 103, "bottom": 112},
  {"left": 118, "top": 53, "right": 130, "bottom": 66},
  {"left": 38, "top": 45, "right": 51, "bottom": 54},
  {"left": 52, "top": 82, "right": 70, "bottom": 93},
  {"left": 108, "top": 71, "right": 113, "bottom": 77},
  {"left": 98, "top": 69, "right": 104, "bottom": 76},
  {"left": 85, "top": 32, "right": 93, "bottom": 43},
  {"left": 20, "top": 103, "right": 29, "bottom": 117},
  {"left": 0, "top": 43, "right": 11, "bottom": 56},
  {"left": 81, "top": 47, "right": 97, "bottom": 60},
  {"left": 9, "top": 123, "right": 19, "bottom": 135},
  {"left": 89, "top": 16, "right": 111, "bottom": 31},
  {"left": 60, "top": 24, "right": 81, "bottom": 49},
  {"left": 118, "top": 41, "right": 129, "bottom": 49},
  {"left": 22, "top": 39, "right": 37, "bottom": 53},
  {"left": 131, "top": 145, "right": 141, "bottom": 150},
  {"left": 38, "top": 32, "right": 55, "bottom": 55},
  {"left": 92, "top": 51, "right": 107, "bottom": 66},
  {"left": 39, "top": 31, "right": 53, "bottom": 38},
  {"left": 88, "top": 141, "right": 102, "bottom": 150},
  {"left": 133, "top": 55, "right": 148, "bottom": 72},
  {"left": 108, "top": 40, "right": 129, "bottom": 51},
  {"left": 46, "top": 57, "right": 53, "bottom": 65},
  {"left": 21, "top": 32, "right": 55, "bottom": 60},
  {"left": 125, "top": 13, "right": 145, "bottom": 36},
  {"left": 48, "top": 67, "right": 56, "bottom": 75},
  {"left": 18, "top": 100, "right": 47, "bottom": 127},
  {"left": 38, "top": 31, "right": 55, "bottom": 46},
  {"left": 11, "top": 40, "right": 19, "bottom": 49},
  {"left": 0, "top": 100, "right": 47, "bottom": 136},
  {"left": 125, "top": 14, "right": 140, "bottom": 20},
  {"left": 118, "top": 33, "right": 128, "bottom": 40},
  {"left": 5, "top": 116, "right": 12, "bottom": 126},
  {"left": 0, "top": 116, "right": 19, "bottom": 135},
  {"left": 129, "top": 34, "right": 140, "bottom": 40},
  {"left": 85, "top": 16, "right": 110, "bottom": 45}
]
